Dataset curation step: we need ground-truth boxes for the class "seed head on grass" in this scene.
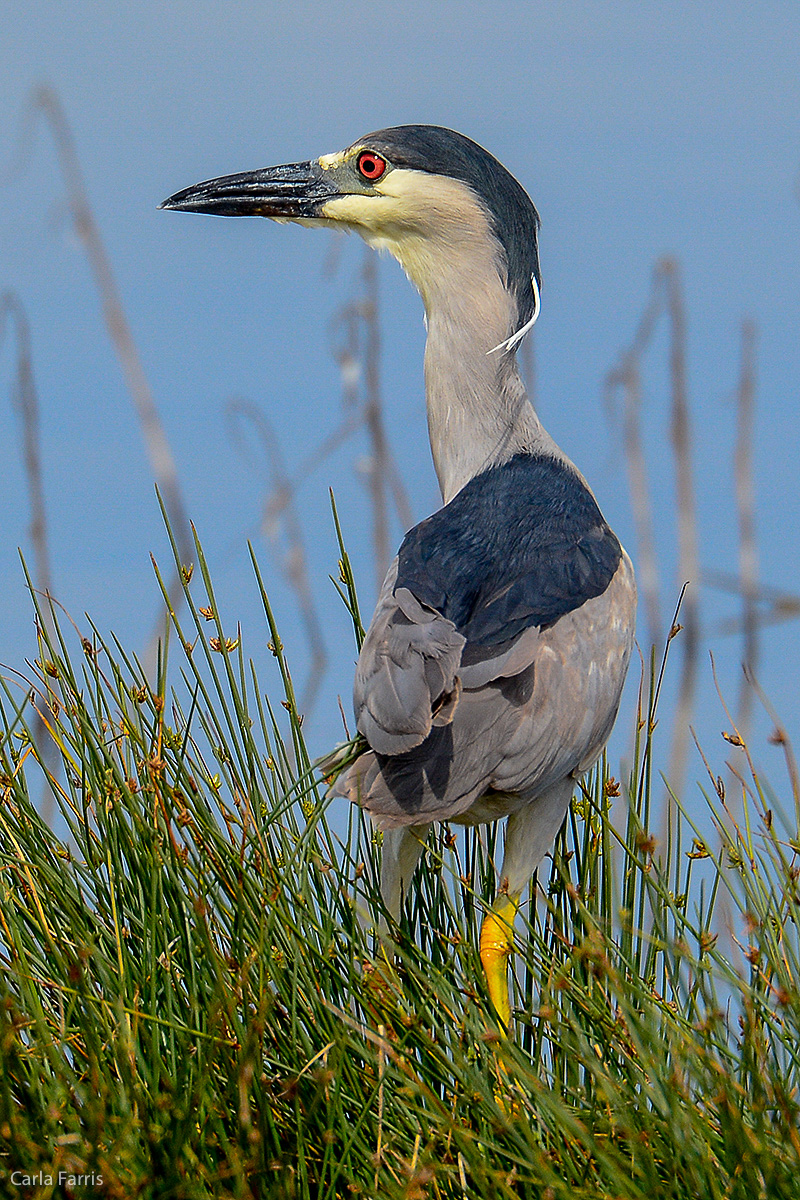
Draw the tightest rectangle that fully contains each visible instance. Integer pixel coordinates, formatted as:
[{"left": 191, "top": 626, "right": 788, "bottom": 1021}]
[{"left": 0, "top": 533, "right": 800, "bottom": 1195}]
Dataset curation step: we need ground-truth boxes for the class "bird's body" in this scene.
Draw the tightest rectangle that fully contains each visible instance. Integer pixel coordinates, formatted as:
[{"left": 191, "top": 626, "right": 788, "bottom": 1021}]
[
  {"left": 343, "top": 452, "right": 634, "bottom": 826},
  {"left": 162, "top": 125, "right": 636, "bottom": 1027}
]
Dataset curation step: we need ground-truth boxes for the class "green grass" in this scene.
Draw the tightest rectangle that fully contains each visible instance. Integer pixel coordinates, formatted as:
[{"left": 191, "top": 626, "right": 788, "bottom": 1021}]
[{"left": 0, "top": 527, "right": 799, "bottom": 1198}]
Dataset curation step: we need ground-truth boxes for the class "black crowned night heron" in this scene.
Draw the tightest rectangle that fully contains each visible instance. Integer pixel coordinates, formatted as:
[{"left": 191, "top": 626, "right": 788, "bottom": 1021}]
[{"left": 161, "top": 125, "right": 636, "bottom": 1029}]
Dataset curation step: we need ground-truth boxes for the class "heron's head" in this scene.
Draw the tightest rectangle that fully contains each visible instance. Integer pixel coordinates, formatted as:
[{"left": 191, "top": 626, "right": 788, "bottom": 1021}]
[{"left": 161, "top": 125, "right": 541, "bottom": 334}]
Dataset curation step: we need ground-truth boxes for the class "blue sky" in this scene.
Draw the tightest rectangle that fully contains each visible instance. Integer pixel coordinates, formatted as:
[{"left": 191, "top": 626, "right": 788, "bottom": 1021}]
[{"left": 2, "top": 2, "right": 799, "bottom": 807}]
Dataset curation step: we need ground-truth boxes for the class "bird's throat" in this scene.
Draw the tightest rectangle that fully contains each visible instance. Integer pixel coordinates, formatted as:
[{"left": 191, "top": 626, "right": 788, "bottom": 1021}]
[{"left": 423, "top": 300, "right": 550, "bottom": 504}]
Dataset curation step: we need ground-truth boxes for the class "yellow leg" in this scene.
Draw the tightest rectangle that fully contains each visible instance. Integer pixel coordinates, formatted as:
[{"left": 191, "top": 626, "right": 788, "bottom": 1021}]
[{"left": 479, "top": 892, "right": 520, "bottom": 1030}]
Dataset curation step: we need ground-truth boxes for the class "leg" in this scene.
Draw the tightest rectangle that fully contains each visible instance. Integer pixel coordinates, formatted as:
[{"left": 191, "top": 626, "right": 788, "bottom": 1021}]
[
  {"left": 479, "top": 778, "right": 574, "bottom": 1028},
  {"left": 367, "top": 824, "right": 430, "bottom": 1022},
  {"left": 479, "top": 891, "right": 520, "bottom": 1029},
  {"left": 380, "top": 824, "right": 431, "bottom": 924}
]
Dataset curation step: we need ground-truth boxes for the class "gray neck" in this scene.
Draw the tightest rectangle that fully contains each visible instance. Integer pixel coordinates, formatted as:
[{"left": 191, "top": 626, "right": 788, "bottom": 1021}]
[
  {"left": 422, "top": 277, "right": 559, "bottom": 504},
  {"left": 364, "top": 168, "right": 560, "bottom": 503}
]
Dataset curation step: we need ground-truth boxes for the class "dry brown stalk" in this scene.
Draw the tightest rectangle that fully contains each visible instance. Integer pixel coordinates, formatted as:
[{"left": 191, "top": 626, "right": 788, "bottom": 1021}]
[
  {"left": 0, "top": 290, "right": 58, "bottom": 818},
  {"left": 226, "top": 399, "right": 328, "bottom": 718},
  {"left": 704, "top": 570, "right": 800, "bottom": 635},
  {"left": 362, "top": 251, "right": 393, "bottom": 592},
  {"left": 733, "top": 320, "right": 758, "bottom": 741},
  {"left": 662, "top": 258, "right": 700, "bottom": 801},
  {"left": 606, "top": 259, "right": 701, "bottom": 798},
  {"left": 0, "top": 292, "right": 53, "bottom": 605},
  {"left": 10, "top": 86, "right": 192, "bottom": 665},
  {"left": 605, "top": 268, "right": 667, "bottom": 654},
  {"left": 330, "top": 247, "right": 413, "bottom": 592},
  {"left": 606, "top": 355, "right": 663, "bottom": 654},
  {"left": 745, "top": 665, "right": 800, "bottom": 824}
]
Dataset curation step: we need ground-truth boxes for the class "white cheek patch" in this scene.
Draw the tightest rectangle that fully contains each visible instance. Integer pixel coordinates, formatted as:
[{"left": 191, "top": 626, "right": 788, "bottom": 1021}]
[
  {"left": 321, "top": 170, "right": 479, "bottom": 233},
  {"left": 320, "top": 193, "right": 385, "bottom": 227}
]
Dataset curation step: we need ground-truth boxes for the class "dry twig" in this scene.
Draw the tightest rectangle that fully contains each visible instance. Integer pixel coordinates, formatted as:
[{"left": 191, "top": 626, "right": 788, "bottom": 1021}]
[
  {"left": 0, "top": 292, "right": 53, "bottom": 606},
  {"left": 226, "top": 399, "right": 328, "bottom": 718},
  {"left": 0, "top": 291, "right": 58, "bottom": 817},
  {"left": 704, "top": 570, "right": 800, "bottom": 635},
  {"left": 329, "top": 247, "right": 413, "bottom": 593},
  {"left": 7, "top": 86, "right": 192, "bottom": 670},
  {"left": 605, "top": 272, "right": 665, "bottom": 654},
  {"left": 662, "top": 259, "right": 700, "bottom": 801},
  {"left": 733, "top": 320, "right": 758, "bottom": 741},
  {"left": 361, "top": 252, "right": 413, "bottom": 590},
  {"left": 606, "top": 260, "right": 700, "bottom": 798}
]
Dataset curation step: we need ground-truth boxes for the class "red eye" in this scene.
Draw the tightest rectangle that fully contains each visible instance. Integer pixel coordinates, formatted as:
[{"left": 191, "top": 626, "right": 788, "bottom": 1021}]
[{"left": 357, "top": 151, "right": 387, "bottom": 182}]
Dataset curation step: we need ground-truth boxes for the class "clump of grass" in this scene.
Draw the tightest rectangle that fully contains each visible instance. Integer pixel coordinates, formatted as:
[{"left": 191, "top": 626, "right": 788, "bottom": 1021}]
[{"left": 0, "top": 527, "right": 799, "bottom": 1198}]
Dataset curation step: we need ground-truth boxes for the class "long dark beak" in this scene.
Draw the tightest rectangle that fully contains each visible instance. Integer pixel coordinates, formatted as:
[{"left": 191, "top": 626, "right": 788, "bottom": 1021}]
[{"left": 159, "top": 161, "right": 340, "bottom": 218}]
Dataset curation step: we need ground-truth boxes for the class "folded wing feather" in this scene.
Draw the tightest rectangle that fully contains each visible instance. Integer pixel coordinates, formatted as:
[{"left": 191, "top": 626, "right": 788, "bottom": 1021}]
[
  {"left": 354, "top": 562, "right": 467, "bottom": 755},
  {"left": 344, "top": 452, "right": 630, "bottom": 824}
]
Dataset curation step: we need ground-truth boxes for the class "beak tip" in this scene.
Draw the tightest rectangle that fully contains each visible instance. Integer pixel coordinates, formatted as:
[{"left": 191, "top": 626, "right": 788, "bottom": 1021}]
[{"left": 158, "top": 193, "right": 185, "bottom": 212}]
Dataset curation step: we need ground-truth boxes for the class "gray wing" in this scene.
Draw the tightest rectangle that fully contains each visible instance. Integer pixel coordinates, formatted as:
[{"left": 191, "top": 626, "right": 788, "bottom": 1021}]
[
  {"left": 340, "top": 453, "right": 635, "bottom": 827},
  {"left": 353, "top": 553, "right": 546, "bottom": 755},
  {"left": 353, "top": 559, "right": 467, "bottom": 755},
  {"left": 341, "top": 553, "right": 636, "bottom": 828}
]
